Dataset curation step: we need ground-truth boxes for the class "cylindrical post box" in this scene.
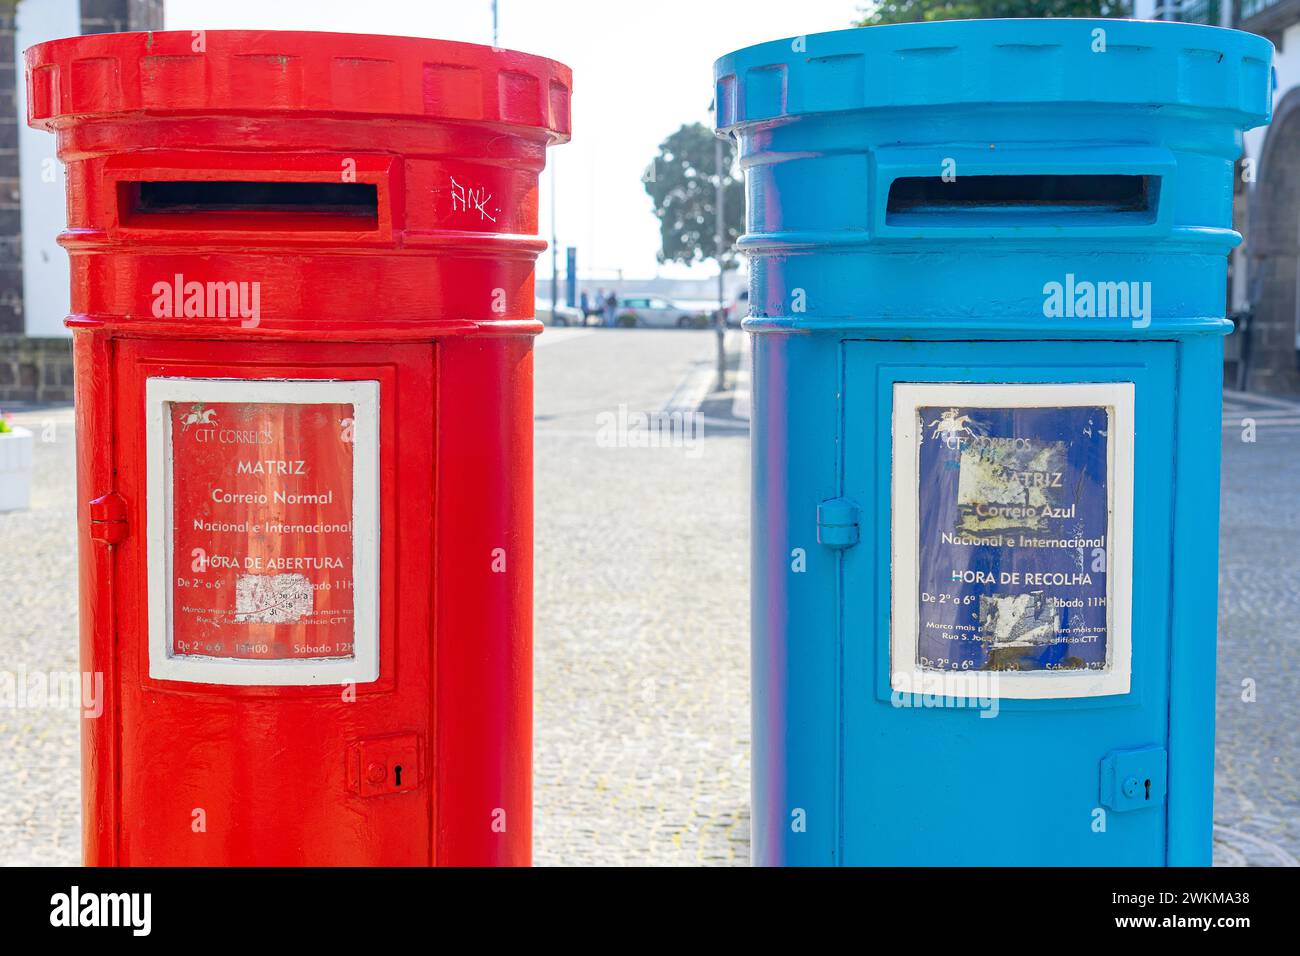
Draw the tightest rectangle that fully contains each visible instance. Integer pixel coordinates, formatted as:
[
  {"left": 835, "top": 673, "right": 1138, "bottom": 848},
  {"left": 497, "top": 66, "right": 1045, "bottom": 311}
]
[
  {"left": 716, "top": 19, "right": 1272, "bottom": 866},
  {"left": 27, "top": 30, "right": 570, "bottom": 865}
]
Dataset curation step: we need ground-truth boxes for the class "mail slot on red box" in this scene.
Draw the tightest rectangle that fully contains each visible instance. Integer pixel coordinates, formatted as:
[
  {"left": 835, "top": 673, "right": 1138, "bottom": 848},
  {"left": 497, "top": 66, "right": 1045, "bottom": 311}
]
[{"left": 26, "top": 30, "right": 571, "bottom": 866}]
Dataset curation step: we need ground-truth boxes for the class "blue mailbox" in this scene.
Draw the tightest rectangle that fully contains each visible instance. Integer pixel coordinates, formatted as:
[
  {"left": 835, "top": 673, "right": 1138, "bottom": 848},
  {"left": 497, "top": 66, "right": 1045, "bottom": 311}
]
[{"left": 715, "top": 19, "right": 1273, "bottom": 866}]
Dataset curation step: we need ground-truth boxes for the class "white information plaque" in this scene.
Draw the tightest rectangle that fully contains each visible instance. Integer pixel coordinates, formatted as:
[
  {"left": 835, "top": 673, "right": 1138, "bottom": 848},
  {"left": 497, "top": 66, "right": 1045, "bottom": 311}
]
[
  {"left": 145, "top": 378, "right": 380, "bottom": 685},
  {"left": 891, "top": 382, "right": 1134, "bottom": 700}
]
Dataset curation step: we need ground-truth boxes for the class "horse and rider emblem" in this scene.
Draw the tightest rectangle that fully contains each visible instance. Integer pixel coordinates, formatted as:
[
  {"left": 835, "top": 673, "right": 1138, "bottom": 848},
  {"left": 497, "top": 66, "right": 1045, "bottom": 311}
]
[
  {"left": 926, "top": 407, "right": 986, "bottom": 448},
  {"left": 179, "top": 405, "right": 218, "bottom": 432}
]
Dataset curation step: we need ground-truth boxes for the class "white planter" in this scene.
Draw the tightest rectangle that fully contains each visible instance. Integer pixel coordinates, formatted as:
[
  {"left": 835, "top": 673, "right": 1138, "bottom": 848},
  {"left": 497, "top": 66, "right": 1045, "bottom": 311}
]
[{"left": 0, "top": 427, "right": 34, "bottom": 512}]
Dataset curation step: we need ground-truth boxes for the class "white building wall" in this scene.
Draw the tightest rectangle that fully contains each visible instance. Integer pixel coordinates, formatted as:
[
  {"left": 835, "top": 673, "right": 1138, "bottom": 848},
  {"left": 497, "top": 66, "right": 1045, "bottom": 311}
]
[{"left": 15, "top": 0, "right": 79, "bottom": 338}]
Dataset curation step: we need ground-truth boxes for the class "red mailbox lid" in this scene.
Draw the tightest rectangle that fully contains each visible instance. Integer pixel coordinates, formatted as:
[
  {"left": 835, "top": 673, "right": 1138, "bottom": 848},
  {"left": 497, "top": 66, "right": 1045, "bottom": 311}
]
[{"left": 26, "top": 30, "right": 571, "bottom": 142}]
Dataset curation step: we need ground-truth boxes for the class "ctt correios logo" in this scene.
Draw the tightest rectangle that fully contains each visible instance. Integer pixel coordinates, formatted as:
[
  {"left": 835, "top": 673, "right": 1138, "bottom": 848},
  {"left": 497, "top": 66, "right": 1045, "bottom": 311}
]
[
  {"left": 178, "top": 405, "right": 217, "bottom": 432},
  {"left": 1042, "top": 273, "right": 1151, "bottom": 329}
]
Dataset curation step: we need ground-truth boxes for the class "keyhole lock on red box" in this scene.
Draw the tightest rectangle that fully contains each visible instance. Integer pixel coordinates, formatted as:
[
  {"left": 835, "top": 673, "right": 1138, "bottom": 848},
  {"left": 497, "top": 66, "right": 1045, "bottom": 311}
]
[{"left": 348, "top": 734, "right": 423, "bottom": 798}]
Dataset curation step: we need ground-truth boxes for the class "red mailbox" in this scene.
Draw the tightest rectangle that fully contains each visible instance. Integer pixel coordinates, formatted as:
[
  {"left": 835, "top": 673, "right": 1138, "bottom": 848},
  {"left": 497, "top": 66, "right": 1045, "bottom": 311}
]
[{"left": 26, "top": 30, "right": 570, "bottom": 866}]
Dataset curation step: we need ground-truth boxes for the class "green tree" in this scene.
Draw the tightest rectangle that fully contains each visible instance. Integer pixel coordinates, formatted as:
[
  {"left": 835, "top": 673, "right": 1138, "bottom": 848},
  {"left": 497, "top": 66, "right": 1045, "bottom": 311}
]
[
  {"left": 857, "top": 0, "right": 1130, "bottom": 25},
  {"left": 644, "top": 123, "right": 744, "bottom": 269}
]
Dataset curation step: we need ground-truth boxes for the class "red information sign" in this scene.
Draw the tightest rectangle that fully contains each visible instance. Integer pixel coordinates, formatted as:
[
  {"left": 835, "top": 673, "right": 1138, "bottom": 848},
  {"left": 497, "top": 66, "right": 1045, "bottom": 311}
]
[{"left": 169, "top": 400, "right": 357, "bottom": 661}]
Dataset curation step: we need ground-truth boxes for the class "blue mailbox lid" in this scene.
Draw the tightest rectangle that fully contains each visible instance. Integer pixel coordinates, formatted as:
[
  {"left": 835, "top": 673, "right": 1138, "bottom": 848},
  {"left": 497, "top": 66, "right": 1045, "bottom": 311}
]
[
  {"left": 714, "top": 18, "right": 1273, "bottom": 131},
  {"left": 714, "top": 18, "right": 1275, "bottom": 338}
]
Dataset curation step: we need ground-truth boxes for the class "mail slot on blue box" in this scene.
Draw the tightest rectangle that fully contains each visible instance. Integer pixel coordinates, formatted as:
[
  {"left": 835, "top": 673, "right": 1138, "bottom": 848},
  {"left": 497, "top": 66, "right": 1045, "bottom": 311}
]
[{"left": 715, "top": 19, "right": 1273, "bottom": 866}]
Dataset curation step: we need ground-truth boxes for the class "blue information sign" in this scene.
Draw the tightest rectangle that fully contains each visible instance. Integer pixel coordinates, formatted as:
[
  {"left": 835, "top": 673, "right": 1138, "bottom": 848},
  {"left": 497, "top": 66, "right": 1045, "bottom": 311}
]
[{"left": 914, "top": 404, "right": 1111, "bottom": 674}]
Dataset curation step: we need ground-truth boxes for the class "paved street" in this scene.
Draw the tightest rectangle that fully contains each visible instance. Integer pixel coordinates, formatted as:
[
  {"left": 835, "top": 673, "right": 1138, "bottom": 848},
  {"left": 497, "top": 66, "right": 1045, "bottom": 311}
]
[
  {"left": 0, "top": 334, "right": 1297, "bottom": 866},
  {"left": 1214, "top": 392, "right": 1300, "bottom": 866},
  {"left": 0, "top": 402, "right": 79, "bottom": 866},
  {"left": 532, "top": 329, "right": 750, "bottom": 865}
]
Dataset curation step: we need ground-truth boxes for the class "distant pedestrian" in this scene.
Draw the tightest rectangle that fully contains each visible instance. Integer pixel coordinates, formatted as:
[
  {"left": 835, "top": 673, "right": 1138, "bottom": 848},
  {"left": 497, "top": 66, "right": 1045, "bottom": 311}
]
[
  {"left": 580, "top": 290, "right": 590, "bottom": 321},
  {"left": 604, "top": 291, "right": 618, "bottom": 328}
]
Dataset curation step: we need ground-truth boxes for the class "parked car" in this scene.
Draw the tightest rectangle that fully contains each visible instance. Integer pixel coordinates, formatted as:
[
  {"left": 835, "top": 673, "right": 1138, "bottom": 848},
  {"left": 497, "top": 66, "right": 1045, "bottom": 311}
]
[
  {"left": 535, "top": 299, "right": 586, "bottom": 327},
  {"left": 615, "top": 294, "right": 709, "bottom": 329},
  {"left": 724, "top": 290, "right": 750, "bottom": 328}
]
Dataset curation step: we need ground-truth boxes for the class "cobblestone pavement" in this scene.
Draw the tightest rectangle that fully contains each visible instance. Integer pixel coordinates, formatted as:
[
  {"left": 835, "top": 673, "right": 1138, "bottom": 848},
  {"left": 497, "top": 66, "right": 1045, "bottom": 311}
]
[
  {"left": 532, "top": 329, "right": 750, "bottom": 865},
  {"left": 0, "top": 345, "right": 1296, "bottom": 867},
  {"left": 1214, "top": 392, "right": 1300, "bottom": 866},
  {"left": 0, "top": 405, "right": 80, "bottom": 866}
]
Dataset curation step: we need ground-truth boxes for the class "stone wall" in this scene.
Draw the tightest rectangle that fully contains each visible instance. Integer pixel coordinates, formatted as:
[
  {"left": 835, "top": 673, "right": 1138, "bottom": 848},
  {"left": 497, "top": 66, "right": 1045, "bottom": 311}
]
[
  {"left": 0, "top": 5, "right": 20, "bottom": 337},
  {"left": 79, "top": 0, "right": 164, "bottom": 35},
  {"left": 0, "top": 334, "right": 72, "bottom": 403},
  {"left": 1247, "top": 85, "right": 1300, "bottom": 396},
  {"left": 0, "top": 1, "right": 162, "bottom": 400}
]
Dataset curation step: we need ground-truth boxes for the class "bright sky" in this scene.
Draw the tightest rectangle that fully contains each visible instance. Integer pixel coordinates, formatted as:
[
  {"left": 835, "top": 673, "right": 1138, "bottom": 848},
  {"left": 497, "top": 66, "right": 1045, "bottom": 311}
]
[{"left": 165, "top": 0, "right": 863, "bottom": 280}]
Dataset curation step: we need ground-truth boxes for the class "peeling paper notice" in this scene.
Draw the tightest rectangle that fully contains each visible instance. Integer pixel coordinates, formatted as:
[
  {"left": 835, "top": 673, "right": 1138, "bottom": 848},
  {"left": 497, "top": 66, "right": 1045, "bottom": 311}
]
[
  {"left": 234, "top": 573, "right": 314, "bottom": 624},
  {"left": 916, "top": 404, "right": 1111, "bottom": 674},
  {"left": 169, "top": 401, "right": 357, "bottom": 661}
]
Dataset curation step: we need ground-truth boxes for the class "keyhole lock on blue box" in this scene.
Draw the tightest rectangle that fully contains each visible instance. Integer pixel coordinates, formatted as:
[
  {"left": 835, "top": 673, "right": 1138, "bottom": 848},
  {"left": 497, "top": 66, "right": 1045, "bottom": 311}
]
[{"left": 715, "top": 18, "right": 1273, "bottom": 866}]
